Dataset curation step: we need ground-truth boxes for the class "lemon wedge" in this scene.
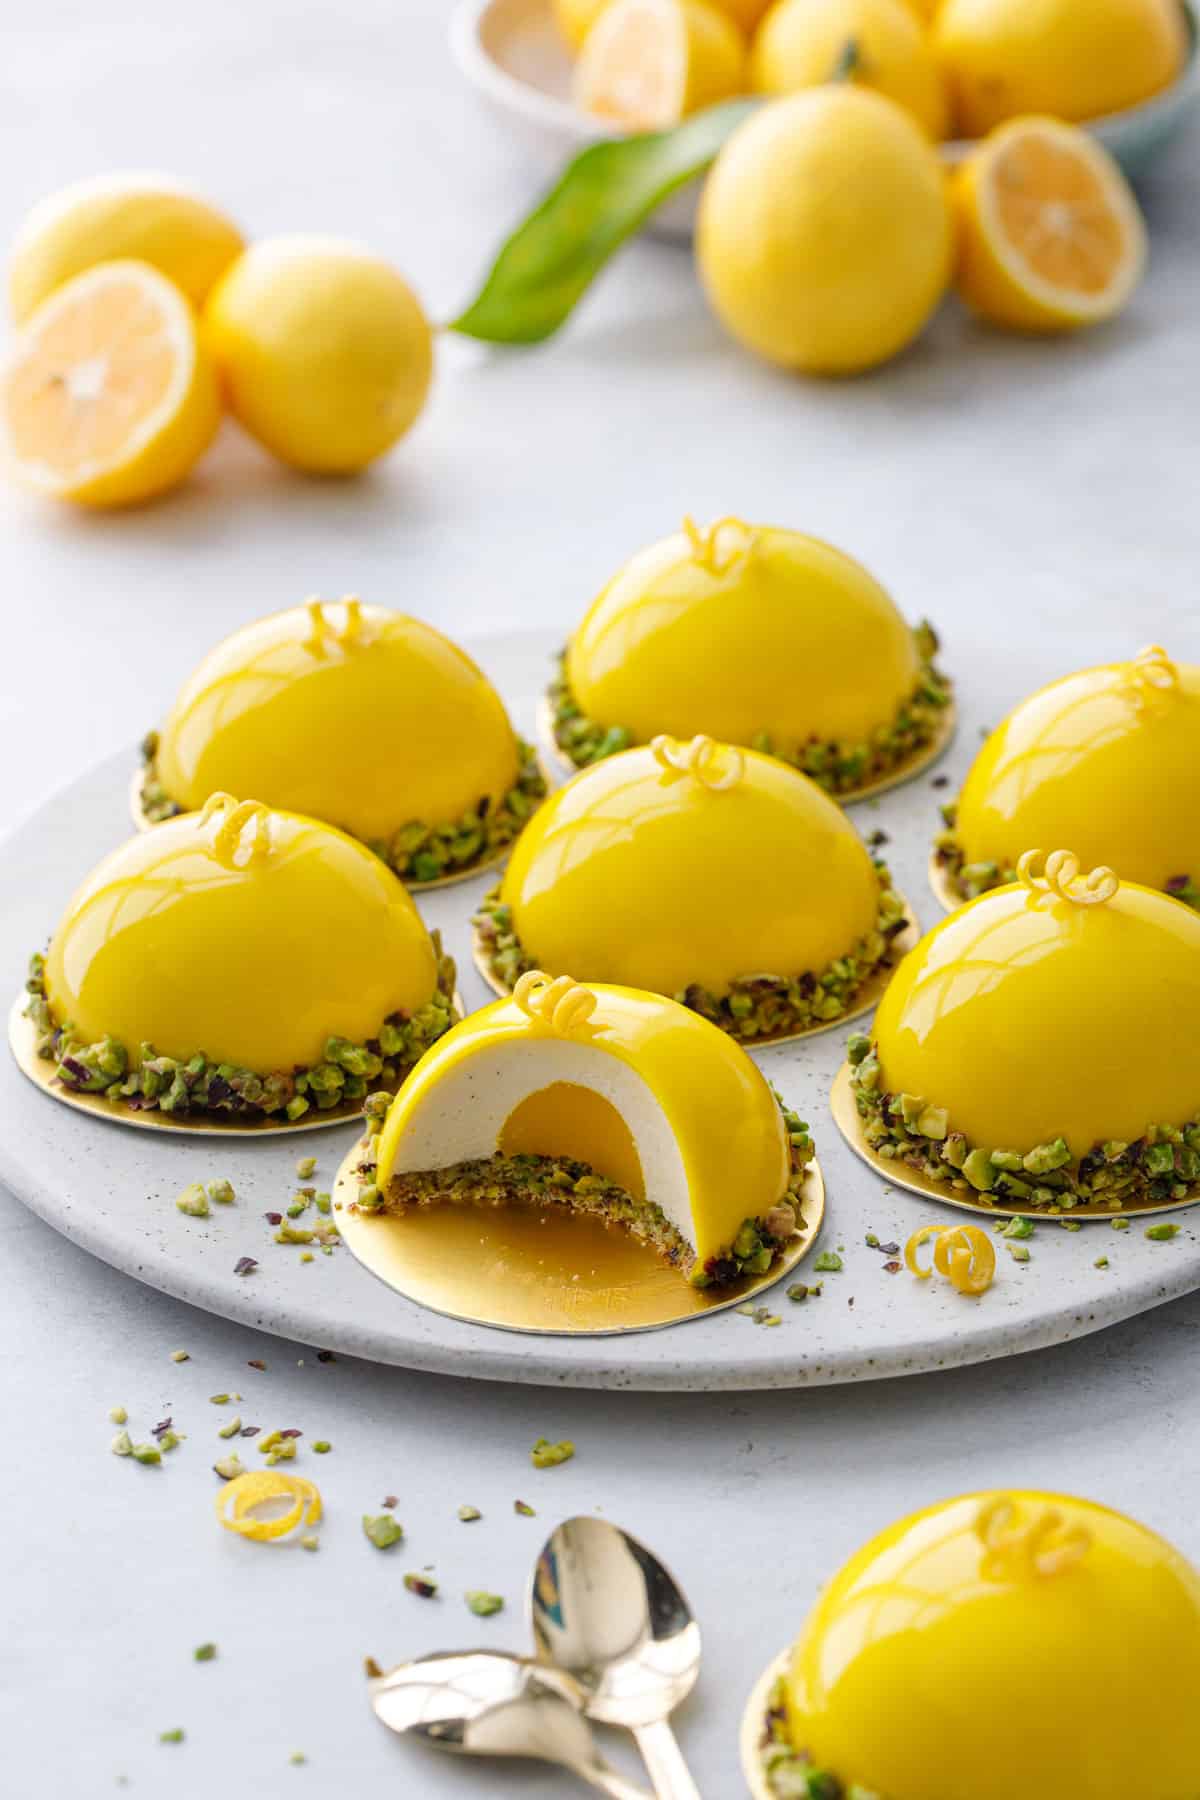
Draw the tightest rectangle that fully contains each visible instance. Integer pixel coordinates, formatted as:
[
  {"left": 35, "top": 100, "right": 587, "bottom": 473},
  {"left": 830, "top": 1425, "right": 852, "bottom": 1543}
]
[
  {"left": 1, "top": 258, "right": 220, "bottom": 506},
  {"left": 954, "top": 116, "right": 1147, "bottom": 332},
  {"left": 574, "top": 0, "right": 747, "bottom": 131}
]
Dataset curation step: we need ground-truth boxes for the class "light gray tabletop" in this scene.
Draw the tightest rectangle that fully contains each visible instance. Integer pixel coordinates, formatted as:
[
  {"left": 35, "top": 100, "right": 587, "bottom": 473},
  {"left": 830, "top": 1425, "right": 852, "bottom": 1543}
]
[{"left": 2, "top": 3, "right": 1199, "bottom": 1795}]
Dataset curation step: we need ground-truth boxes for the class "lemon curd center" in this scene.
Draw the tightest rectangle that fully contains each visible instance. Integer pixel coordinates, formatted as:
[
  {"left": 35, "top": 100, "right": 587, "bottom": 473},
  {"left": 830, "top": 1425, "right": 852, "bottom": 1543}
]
[{"left": 497, "top": 1081, "right": 646, "bottom": 1201}]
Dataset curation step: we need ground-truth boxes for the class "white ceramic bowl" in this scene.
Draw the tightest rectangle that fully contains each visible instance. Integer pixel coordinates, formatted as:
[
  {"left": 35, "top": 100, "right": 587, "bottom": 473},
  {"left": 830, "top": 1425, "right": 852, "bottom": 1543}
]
[{"left": 451, "top": 0, "right": 1200, "bottom": 242}]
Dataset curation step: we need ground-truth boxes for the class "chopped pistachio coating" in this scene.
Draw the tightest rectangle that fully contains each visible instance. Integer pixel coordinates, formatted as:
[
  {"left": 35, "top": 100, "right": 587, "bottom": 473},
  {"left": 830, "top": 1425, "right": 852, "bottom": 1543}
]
[
  {"left": 354, "top": 1090, "right": 815, "bottom": 1290},
  {"left": 850, "top": 1045, "right": 1200, "bottom": 1211},
  {"left": 934, "top": 800, "right": 1200, "bottom": 912},
  {"left": 23, "top": 940, "right": 456, "bottom": 1121},
  {"left": 465, "top": 1591, "right": 504, "bottom": 1617},
  {"left": 758, "top": 1675, "right": 881, "bottom": 1799},
  {"left": 548, "top": 625, "right": 951, "bottom": 794},
  {"left": 474, "top": 867, "right": 909, "bottom": 1045},
  {"left": 140, "top": 732, "right": 547, "bottom": 884},
  {"left": 531, "top": 1438, "right": 574, "bottom": 1469},
  {"left": 363, "top": 1513, "right": 404, "bottom": 1550}
]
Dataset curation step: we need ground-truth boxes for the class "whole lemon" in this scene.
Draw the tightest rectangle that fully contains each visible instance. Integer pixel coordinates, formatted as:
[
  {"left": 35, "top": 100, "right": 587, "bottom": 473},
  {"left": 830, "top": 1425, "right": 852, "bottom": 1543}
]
[
  {"left": 696, "top": 88, "right": 953, "bottom": 374},
  {"left": 204, "top": 236, "right": 432, "bottom": 474},
  {"left": 935, "top": 0, "right": 1188, "bottom": 137},
  {"left": 9, "top": 172, "right": 244, "bottom": 323},
  {"left": 751, "top": 0, "right": 950, "bottom": 137}
]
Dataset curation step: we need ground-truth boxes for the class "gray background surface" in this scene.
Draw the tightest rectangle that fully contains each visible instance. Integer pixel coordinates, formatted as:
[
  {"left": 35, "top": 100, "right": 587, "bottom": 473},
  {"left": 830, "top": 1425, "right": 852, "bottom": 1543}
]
[{"left": 1, "top": 2, "right": 1198, "bottom": 1794}]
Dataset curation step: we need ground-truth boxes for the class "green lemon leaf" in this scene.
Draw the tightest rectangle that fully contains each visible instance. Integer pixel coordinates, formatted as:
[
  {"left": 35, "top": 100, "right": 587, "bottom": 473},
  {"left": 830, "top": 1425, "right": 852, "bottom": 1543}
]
[{"left": 449, "top": 98, "right": 757, "bottom": 345}]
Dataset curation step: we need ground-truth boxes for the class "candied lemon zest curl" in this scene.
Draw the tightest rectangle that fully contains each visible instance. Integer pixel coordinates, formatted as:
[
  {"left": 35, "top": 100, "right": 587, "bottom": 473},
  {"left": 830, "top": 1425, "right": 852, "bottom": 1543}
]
[
  {"left": 681, "top": 513, "right": 755, "bottom": 576},
  {"left": 513, "top": 970, "right": 599, "bottom": 1037},
  {"left": 976, "top": 1495, "right": 1092, "bottom": 1582},
  {"left": 1130, "top": 643, "right": 1178, "bottom": 694},
  {"left": 304, "top": 594, "right": 365, "bottom": 653},
  {"left": 905, "top": 1222, "right": 995, "bottom": 1295},
  {"left": 199, "top": 792, "right": 274, "bottom": 868},
  {"left": 1017, "top": 848, "right": 1118, "bottom": 909},
  {"left": 650, "top": 733, "right": 744, "bottom": 791},
  {"left": 215, "top": 1470, "right": 322, "bottom": 1542}
]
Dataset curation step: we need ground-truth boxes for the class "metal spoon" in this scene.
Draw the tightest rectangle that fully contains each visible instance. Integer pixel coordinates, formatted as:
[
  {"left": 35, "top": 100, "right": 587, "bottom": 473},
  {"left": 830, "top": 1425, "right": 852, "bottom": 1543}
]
[
  {"left": 529, "top": 1517, "right": 703, "bottom": 1800},
  {"left": 368, "top": 1647, "right": 652, "bottom": 1799}
]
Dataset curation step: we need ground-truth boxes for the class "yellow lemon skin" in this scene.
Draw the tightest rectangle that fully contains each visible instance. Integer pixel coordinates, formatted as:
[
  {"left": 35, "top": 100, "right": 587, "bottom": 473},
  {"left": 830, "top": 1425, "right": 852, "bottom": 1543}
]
[
  {"left": 45, "top": 808, "right": 437, "bottom": 1073},
  {"left": 785, "top": 1490, "right": 1200, "bottom": 1800},
  {"left": 501, "top": 743, "right": 880, "bottom": 995},
  {"left": 696, "top": 88, "right": 953, "bottom": 374},
  {"left": 954, "top": 657, "right": 1200, "bottom": 893},
  {"left": 203, "top": 236, "right": 432, "bottom": 473},
  {"left": 873, "top": 877, "right": 1200, "bottom": 1158},
  {"left": 376, "top": 984, "right": 790, "bottom": 1268},
  {"left": 555, "top": 0, "right": 615, "bottom": 48},
  {"left": 751, "top": 0, "right": 950, "bottom": 139},
  {"left": 154, "top": 603, "right": 520, "bottom": 842},
  {"left": 952, "top": 119, "right": 1146, "bottom": 332},
  {"left": 8, "top": 173, "right": 244, "bottom": 324},
  {"left": 567, "top": 522, "right": 921, "bottom": 751},
  {"left": 934, "top": 0, "right": 1188, "bottom": 137}
]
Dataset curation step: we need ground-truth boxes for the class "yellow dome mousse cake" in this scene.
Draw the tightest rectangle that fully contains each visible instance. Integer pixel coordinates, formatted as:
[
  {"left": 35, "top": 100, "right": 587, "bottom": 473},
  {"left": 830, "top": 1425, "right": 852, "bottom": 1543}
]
[
  {"left": 139, "top": 597, "right": 545, "bottom": 887},
  {"left": 22, "top": 794, "right": 455, "bottom": 1123},
  {"left": 474, "top": 736, "right": 909, "bottom": 1043},
  {"left": 935, "top": 645, "right": 1200, "bottom": 908},
  {"left": 352, "top": 972, "right": 816, "bottom": 1289},
  {"left": 549, "top": 518, "right": 952, "bottom": 798},
  {"left": 847, "top": 847, "right": 1200, "bottom": 1211},
  {"left": 751, "top": 1490, "right": 1200, "bottom": 1800}
]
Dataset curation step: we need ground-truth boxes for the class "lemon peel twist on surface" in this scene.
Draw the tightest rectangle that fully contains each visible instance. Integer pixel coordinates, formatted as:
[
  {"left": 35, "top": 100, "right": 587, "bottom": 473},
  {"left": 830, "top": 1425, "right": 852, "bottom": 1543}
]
[
  {"left": 513, "top": 971, "right": 599, "bottom": 1037},
  {"left": 905, "top": 1222, "right": 996, "bottom": 1294},
  {"left": 1017, "top": 848, "right": 1119, "bottom": 908},
  {"left": 215, "top": 1471, "right": 322, "bottom": 1542}
]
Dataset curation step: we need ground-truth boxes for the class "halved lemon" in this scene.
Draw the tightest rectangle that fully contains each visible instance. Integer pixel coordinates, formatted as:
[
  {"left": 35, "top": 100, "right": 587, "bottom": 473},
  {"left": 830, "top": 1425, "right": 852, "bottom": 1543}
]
[
  {"left": 953, "top": 116, "right": 1147, "bottom": 333},
  {"left": 573, "top": 0, "right": 747, "bottom": 131},
  {"left": 1, "top": 259, "right": 221, "bottom": 506}
]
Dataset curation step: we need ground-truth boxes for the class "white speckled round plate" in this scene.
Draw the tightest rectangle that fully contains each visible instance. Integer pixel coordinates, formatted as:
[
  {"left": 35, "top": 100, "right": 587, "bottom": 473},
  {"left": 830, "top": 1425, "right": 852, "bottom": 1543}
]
[{"left": 2, "top": 630, "right": 1199, "bottom": 1390}]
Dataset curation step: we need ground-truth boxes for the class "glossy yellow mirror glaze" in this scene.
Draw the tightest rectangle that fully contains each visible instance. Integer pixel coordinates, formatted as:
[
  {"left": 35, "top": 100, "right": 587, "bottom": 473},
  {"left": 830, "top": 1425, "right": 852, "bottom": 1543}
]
[
  {"left": 45, "top": 804, "right": 437, "bottom": 1072},
  {"left": 374, "top": 984, "right": 790, "bottom": 1267},
  {"left": 564, "top": 524, "right": 921, "bottom": 750},
  {"left": 154, "top": 601, "right": 520, "bottom": 838},
  {"left": 784, "top": 1490, "right": 1200, "bottom": 1800},
  {"left": 499, "top": 743, "right": 881, "bottom": 995},
  {"left": 873, "top": 875, "right": 1200, "bottom": 1156},
  {"left": 954, "top": 653, "right": 1200, "bottom": 891}
]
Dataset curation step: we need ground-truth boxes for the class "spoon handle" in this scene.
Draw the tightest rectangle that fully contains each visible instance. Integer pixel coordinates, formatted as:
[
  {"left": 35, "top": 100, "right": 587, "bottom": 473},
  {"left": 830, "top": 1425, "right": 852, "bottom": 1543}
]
[
  {"left": 632, "top": 1719, "right": 702, "bottom": 1800},
  {"left": 576, "top": 1756, "right": 658, "bottom": 1800}
]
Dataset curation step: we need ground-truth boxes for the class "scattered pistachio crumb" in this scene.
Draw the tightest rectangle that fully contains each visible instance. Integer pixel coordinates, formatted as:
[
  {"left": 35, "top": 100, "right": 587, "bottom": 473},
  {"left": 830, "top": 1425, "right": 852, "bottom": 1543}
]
[
  {"left": 531, "top": 1438, "right": 575, "bottom": 1469},
  {"left": 1059, "top": 1219, "right": 1082, "bottom": 1232},
  {"left": 787, "top": 1284, "right": 809, "bottom": 1302},
  {"left": 1095, "top": 1256, "right": 1110, "bottom": 1269},
  {"left": 315, "top": 1192, "right": 332, "bottom": 1215},
  {"left": 1001, "top": 1216, "right": 1034, "bottom": 1240},
  {"left": 1006, "top": 1243, "right": 1031, "bottom": 1263},
  {"left": 131, "top": 1443, "right": 162, "bottom": 1465},
  {"left": 1112, "top": 1218, "right": 1130, "bottom": 1231},
  {"left": 213, "top": 1454, "right": 244, "bottom": 1481},
  {"left": 514, "top": 1500, "right": 536, "bottom": 1517},
  {"left": 1146, "top": 1222, "right": 1181, "bottom": 1241},
  {"left": 289, "top": 1752, "right": 306, "bottom": 1766},
  {"left": 209, "top": 1394, "right": 232, "bottom": 1406},
  {"left": 865, "top": 1232, "right": 880, "bottom": 1248},
  {"left": 312, "top": 1440, "right": 331, "bottom": 1454},
  {"left": 217, "top": 1416, "right": 242, "bottom": 1440},
  {"left": 158, "top": 1729, "right": 184, "bottom": 1745},
  {"left": 111, "top": 1431, "right": 132, "bottom": 1457},
  {"left": 465, "top": 1591, "right": 504, "bottom": 1617},
  {"left": 175, "top": 1183, "right": 210, "bottom": 1218},
  {"left": 207, "top": 1179, "right": 235, "bottom": 1206},
  {"left": 296, "top": 1157, "right": 317, "bottom": 1179},
  {"left": 193, "top": 1643, "right": 217, "bottom": 1663},
  {"left": 169, "top": 1349, "right": 190, "bottom": 1363},
  {"left": 404, "top": 1573, "right": 438, "bottom": 1598},
  {"left": 301, "top": 1534, "right": 320, "bottom": 1553},
  {"left": 363, "top": 1513, "right": 404, "bottom": 1550},
  {"left": 300, "top": 1252, "right": 314, "bottom": 1264},
  {"left": 457, "top": 1504, "right": 482, "bottom": 1522},
  {"left": 158, "top": 1430, "right": 181, "bottom": 1453},
  {"left": 108, "top": 1406, "right": 127, "bottom": 1425},
  {"left": 813, "top": 1250, "right": 843, "bottom": 1273}
]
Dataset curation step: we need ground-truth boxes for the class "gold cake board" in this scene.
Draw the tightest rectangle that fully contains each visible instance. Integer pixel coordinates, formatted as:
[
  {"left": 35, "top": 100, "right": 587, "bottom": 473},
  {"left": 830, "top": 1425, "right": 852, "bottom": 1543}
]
[
  {"left": 8, "top": 991, "right": 464, "bottom": 1139},
  {"left": 470, "top": 901, "right": 920, "bottom": 1050},
  {"left": 831, "top": 1061, "right": 1200, "bottom": 1224},
  {"left": 928, "top": 848, "right": 966, "bottom": 914},
  {"left": 536, "top": 695, "right": 957, "bottom": 804},
  {"left": 332, "top": 1138, "right": 826, "bottom": 1336}
]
